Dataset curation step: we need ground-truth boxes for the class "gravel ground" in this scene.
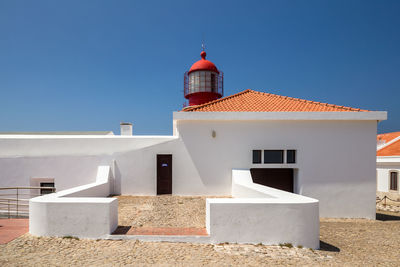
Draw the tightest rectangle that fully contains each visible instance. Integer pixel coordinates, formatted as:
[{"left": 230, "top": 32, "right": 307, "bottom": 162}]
[
  {"left": 318, "top": 214, "right": 400, "bottom": 266},
  {"left": 0, "top": 234, "right": 333, "bottom": 266},
  {"left": 376, "top": 197, "right": 400, "bottom": 213},
  {"left": 116, "top": 195, "right": 227, "bottom": 228},
  {"left": 1, "top": 196, "right": 400, "bottom": 266},
  {"left": 377, "top": 203, "right": 400, "bottom": 213}
]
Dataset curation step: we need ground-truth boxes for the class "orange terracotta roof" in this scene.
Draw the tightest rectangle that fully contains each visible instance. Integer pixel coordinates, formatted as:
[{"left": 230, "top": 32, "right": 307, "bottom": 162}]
[
  {"left": 377, "top": 131, "right": 400, "bottom": 143},
  {"left": 182, "top": 89, "right": 369, "bottom": 112},
  {"left": 377, "top": 139, "right": 400, "bottom": 156}
]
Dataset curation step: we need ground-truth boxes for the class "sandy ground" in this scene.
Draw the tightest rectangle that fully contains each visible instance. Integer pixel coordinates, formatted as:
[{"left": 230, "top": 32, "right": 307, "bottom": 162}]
[
  {"left": 116, "top": 195, "right": 211, "bottom": 228},
  {"left": 1, "top": 196, "right": 399, "bottom": 266},
  {"left": 376, "top": 198, "right": 400, "bottom": 213}
]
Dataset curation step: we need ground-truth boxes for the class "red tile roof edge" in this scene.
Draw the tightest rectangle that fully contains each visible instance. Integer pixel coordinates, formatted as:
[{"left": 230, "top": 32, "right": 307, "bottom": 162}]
[
  {"left": 181, "top": 89, "right": 370, "bottom": 112},
  {"left": 377, "top": 131, "right": 400, "bottom": 143},
  {"left": 377, "top": 138, "right": 400, "bottom": 156},
  {"left": 182, "top": 89, "right": 252, "bottom": 112}
]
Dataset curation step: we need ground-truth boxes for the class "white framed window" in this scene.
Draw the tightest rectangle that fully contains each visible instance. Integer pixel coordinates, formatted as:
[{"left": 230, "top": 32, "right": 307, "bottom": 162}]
[
  {"left": 30, "top": 177, "right": 55, "bottom": 198},
  {"left": 264, "top": 150, "right": 284, "bottom": 164},
  {"left": 251, "top": 149, "right": 298, "bottom": 164},
  {"left": 389, "top": 171, "right": 398, "bottom": 191},
  {"left": 40, "top": 182, "right": 55, "bottom": 195},
  {"left": 286, "top": 150, "right": 296, "bottom": 164},
  {"left": 252, "top": 150, "right": 262, "bottom": 164}
]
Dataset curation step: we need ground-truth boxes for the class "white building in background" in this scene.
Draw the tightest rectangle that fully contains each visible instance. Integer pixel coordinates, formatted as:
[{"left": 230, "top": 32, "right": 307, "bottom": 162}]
[
  {"left": 377, "top": 132, "right": 400, "bottom": 200},
  {"left": 0, "top": 50, "right": 387, "bottom": 248}
]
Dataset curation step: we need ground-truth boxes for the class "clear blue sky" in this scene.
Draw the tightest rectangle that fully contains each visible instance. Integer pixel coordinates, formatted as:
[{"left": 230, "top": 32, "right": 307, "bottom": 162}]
[{"left": 1, "top": 0, "right": 399, "bottom": 135}]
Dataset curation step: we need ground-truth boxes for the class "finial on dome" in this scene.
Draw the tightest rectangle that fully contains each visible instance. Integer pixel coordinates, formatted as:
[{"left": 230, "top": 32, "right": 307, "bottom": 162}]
[
  {"left": 200, "top": 51, "right": 206, "bottom": 59},
  {"left": 201, "top": 42, "right": 207, "bottom": 59}
]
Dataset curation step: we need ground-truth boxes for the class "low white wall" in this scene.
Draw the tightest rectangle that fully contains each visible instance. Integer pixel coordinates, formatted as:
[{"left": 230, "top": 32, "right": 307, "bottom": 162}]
[
  {"left": 206, "top": 170, "right": 320, "bottom": 249},
  {"left": 29, "top": 166, "right": 118, "bottom": 238}
]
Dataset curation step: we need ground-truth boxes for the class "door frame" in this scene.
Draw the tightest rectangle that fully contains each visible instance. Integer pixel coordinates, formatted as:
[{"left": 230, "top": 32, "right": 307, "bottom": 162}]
[{"left": 156, "top": 154, "right": 172, "bottom": 195}]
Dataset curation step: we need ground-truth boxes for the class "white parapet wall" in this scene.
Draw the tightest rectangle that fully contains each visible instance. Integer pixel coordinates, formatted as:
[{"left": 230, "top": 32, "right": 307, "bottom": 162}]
[
  {"left": 29, "top": 165, "right": 118, "bottom": 238},
  {"left": 206, "top": 169, "right": 320, "bottom": 249}
]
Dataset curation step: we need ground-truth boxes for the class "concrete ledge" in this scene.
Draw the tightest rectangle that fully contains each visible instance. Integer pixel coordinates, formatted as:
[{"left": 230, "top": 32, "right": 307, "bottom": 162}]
[
  {"left": 29, "top": 166, "right": 118, "bottom": 238},
  {"left": 206, "top": 169, "right": 320, "bottom": 249}
]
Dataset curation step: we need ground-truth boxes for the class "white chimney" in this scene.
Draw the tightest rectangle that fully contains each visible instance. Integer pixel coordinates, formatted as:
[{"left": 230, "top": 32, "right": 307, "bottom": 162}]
[
  {"left": 120, "top": 122, "right": 133, "bottom": 136},
  {"left": 377, "top": 138, "right": 386, "bottom": 150}
]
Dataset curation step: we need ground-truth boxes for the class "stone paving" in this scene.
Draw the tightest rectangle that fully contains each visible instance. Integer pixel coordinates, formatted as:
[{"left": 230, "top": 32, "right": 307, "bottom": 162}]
[
  {"left": 1, "top": 213, "right": 400, "bottom": 266},
  {"left": 377, "top": 203, "right": 400, "bottom": 213},
  {"left": 1, "top": 196, "right": 400, "bottom": 266},
  {"left": 0, "top": 219, "right": 28, "bottom": 244},
  {"left": 0, "top": 235, "right": 331, "bottom": 266}
]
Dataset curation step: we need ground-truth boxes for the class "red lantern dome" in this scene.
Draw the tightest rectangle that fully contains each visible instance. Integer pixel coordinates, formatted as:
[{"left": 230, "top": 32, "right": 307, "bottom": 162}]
[
  {"left": 184, "top": 51, "right": 224, "bottom": 106},
  {"left": 188, "top": 51, "right": 219, "bottom": 74}
]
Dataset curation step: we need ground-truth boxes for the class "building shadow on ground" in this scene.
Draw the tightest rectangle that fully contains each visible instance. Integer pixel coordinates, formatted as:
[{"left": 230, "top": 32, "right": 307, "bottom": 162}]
[
  {"left": 319, "top": 240, "right": 340, "bottom": 252},
  {"left": 112, "top": 226, "right": 131, "bottom": 235},
  {"left": 376, "top": 212, "right": 400, "bottom": 221}
]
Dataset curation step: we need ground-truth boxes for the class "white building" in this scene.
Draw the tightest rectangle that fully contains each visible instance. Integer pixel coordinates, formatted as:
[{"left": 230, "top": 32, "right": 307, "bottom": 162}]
[
  {"left": 377, "top": 131, "right": 400, "bottom": 200},
  {"left": 0, "top": 50, "right": 387, "bottom": 247}
]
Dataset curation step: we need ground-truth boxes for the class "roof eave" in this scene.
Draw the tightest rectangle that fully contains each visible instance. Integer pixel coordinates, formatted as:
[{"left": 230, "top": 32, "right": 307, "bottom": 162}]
[
  {"left": 377, "top": 156, "right": 400, "bottom": 164},
  {"left": 173, "top": 111, "right": 387, "bottom": 121}
]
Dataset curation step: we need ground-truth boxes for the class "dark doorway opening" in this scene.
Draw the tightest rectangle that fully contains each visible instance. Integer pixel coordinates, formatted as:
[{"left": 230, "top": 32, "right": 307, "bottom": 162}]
[
  {"left": 250, "top": 168, "right": 294, "bottom": 193},
  {"left": 157, "top": 154, "right": 172, "bottom": 195}
]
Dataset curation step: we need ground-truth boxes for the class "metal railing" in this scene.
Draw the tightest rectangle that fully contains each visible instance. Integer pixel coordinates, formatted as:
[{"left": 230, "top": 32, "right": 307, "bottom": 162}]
[
  {"left": 0, "top": 186, "right": 56, "bottom": 218},
  {"left": 377, "top": 195, "right": 400, "bottom": 206}
]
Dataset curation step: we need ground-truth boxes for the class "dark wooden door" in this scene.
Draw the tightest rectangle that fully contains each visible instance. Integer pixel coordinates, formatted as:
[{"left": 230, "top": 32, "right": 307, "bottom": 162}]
[
  {"left": 157, "top": 154, "right": 172, "bottom": 195},
  {"left": 250, "top": 168, "right": 294, "bottom": 193}
]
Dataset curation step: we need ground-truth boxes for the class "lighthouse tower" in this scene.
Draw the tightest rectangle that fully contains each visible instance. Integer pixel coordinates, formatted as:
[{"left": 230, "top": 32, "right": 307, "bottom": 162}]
[{"left": 184, "top": 50, "right": 223, "bottom": 106}]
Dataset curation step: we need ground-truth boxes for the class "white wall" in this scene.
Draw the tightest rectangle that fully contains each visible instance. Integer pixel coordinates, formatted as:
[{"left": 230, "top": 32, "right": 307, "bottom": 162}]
[
  {"left": 0, "top": 136, "right": 176, "bottom": 194},
  {"left": 377, "top": 168, "right": 390, "bottom": 192},
  {"left": 376, "top": 157, "right": 400, "bottom": 194},
  {"left": 0, "top": 135, "right": 175, "bottom": 157},
  {"left": 0, "top": 135, "right": 201, "bottom": 196},
  {"left": 114, "top": 138, "right": 182, "bottom": 195},
  {"left": 176, "top": 120, "right": 377, "bottom": 218},
  {"left": 0, "top": 156, "right": 112, "bottom": 191},
  {"left": 0, "top": 117, "right": 378, "bottom": 219},
  {"left": 206, "top": 169, "right": 319, "bottom": 249},
  {"left": 29, "top": 166, "right": 118, "bottom": 238}
]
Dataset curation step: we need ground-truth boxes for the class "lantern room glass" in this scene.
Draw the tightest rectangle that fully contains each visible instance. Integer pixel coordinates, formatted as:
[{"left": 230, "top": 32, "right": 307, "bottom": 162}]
[{"left": 188, "top": 71, "right": 218, "bottom": 94}]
